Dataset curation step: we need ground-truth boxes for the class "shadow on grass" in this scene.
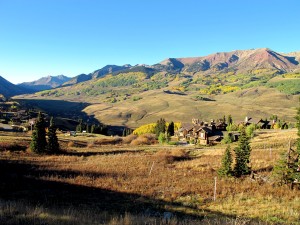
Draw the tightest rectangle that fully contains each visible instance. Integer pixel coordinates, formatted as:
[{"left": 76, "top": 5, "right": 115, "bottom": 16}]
[
  {"left": 59, "top": 149, "right": 144, "bottom": 157},
  {"left": 0, "top": 158, "right": 264, "bottom": 224}
]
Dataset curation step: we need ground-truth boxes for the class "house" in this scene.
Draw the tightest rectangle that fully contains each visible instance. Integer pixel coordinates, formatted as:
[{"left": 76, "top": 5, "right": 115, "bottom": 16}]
[
  {"left": 241, "top": 117, "right": 271, "bottom": 129},
  {"left": 177, "top": 119, "right": 226, "bottom": 145}
]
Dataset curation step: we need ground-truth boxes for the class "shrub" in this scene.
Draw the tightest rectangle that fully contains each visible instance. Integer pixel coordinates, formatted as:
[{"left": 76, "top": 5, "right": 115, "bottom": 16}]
[
  {"left": 222, "top": 134, "right": 233, "bottom": 144},
  {"left": 122, "top": 134, "right": 137, "bottom": 144},
  {"left": 155, "top": 149, "right": 190, "bottom": 164},
  {"left": 130, "top": 134, "right": 156, "bottom": 145},
  {"left": 158, "top": 132, "right": 167, "bottom": 144},
  {"left": 67, "top": 141, "right": 75, "bottom": 148},
  {"left": 94, "top": 137, "right": 123, "bottom": 145}
]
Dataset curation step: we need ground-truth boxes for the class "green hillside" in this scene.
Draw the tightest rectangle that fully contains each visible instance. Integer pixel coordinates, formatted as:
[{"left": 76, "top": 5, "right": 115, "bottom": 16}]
[
  {"left": 13, "top": 48, "right": 300, "bottom": 127},
  {"left": 14, "top": 70, "right": 300, "bottom": 128}
]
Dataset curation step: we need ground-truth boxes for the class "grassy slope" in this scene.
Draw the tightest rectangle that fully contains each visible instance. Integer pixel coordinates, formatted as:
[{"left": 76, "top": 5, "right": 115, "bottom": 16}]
[
  {"left": 0, "top": 129, "right": 299, "bottom": 224},
  {"left": 83, "top": 86, "right": 298, "bottom": 128},
  {"left": 14, "top": 71, "right": 300, "bottom": 128}
]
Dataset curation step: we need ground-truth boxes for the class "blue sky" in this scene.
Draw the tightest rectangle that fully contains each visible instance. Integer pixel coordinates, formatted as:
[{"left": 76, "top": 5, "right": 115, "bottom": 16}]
[{"left": 0, "top": 0, "right": 299, "bottom": 84}]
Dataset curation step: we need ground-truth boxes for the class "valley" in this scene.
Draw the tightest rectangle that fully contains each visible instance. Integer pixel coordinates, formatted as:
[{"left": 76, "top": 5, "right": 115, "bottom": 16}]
[
  {"left": 2, "top": 48, "right": 297, "bottom": 128},
  {"left": 0, "top": 129, "right": 299, "bottom": 224}
]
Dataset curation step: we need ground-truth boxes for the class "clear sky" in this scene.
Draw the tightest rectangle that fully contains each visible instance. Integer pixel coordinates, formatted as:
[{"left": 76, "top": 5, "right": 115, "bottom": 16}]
[{"left": 0, "top": 0, "right": 299, "bottom": 84}]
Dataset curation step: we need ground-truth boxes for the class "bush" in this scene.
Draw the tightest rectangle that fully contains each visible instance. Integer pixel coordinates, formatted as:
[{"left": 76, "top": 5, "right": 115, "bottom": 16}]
[
  {"left": 67, "top": 141, "right": 75, "bottom": 148},
  {"left": 122, "top": 134, "right": 137, "bottom": 144},
  {"left": 94, "top": 137, "right": 123, "bottom": 145},
  {"left": 222, "top": 134, "right": 233, "bottom": 144},
  {"left": 155, "top": 149, "right": 190, "bottom": 164},
  {"left": 130, "top": 134, "right": 156, "bottom": 145},
  {"left": 158, "top": 132, "right": 167, "bottom": 144}
]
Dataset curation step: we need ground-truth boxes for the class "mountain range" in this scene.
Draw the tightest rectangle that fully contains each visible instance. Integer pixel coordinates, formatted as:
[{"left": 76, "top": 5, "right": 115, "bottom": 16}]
[{"left": 2, "top": 48, "right": 300, "bottom": 127}]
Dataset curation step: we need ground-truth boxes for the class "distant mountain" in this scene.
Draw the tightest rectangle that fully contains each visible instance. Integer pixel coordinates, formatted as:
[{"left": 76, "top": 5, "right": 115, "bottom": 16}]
[
  {"left": 63, "top": 65, "right": 132, "bottom": 86},
  {"left": 0, "top": 76, "right": 27, "bottom": 98},
  {"left": 18, "top": 75, "right": 71, "bottom": 92},
  {"left": 92, "top": 65, "right": 131, "bottom": 78},
  {"left": 157, "top": 48, "right": 300, "bottom": 74},
  {"left": 12, "top": 48, "right": 300, "bottom": 127},
  {"left": 62, "top": 74, "right": 93, "bottom": 87}
]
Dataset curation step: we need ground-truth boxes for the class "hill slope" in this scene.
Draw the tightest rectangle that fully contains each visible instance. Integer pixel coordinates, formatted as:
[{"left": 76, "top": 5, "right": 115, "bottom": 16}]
[
  {"left": 0, "top": 76, "right": 28, "bottom": 98},
  {"left": 13, "top": 48, "right": 300, "bottom": 127}
]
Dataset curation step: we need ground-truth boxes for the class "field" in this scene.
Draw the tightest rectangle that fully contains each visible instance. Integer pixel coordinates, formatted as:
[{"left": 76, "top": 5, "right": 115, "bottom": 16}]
[
  {"left": 15, "top": 86, "right": 299, "bottom": 129},
  {"left": 0, "top": 129, "right": 300, "bottom": 224}
]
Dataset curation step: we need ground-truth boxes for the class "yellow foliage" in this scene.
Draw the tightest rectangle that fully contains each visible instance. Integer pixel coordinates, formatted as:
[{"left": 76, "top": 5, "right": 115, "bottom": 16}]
[
  {"left": 199, "top": 85, "right": 239, "bottom": 95},
  {"left": 133, "top": 122, "right": 181, "bottom": 135},
  {"left": 133, "top": 123, "right": 156, "bottom": 135},
  {"left": 282, "top": 73, "right": 300, "bottom": 78}
]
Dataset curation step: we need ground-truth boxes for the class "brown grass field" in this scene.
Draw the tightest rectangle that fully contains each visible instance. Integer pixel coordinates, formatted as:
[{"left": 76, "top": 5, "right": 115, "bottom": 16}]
[{"left": 0, "top": 129, "right": 299, "bottom": 224}]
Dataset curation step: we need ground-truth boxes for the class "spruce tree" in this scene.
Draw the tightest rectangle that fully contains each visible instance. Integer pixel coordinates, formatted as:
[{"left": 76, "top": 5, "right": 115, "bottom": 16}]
[
  {"left": 218, "top": 145, "right": 233, "bottom": 177},
  {"left": 234, "top": 127, "right": 251, "bottom": 177},
  {"left": 47, "top": 117, "right": 60, "bottom": 154},
  {"left": 167, "top": 121, "right": 175, "bottom": 136},
  {"left": 227, "top": 115, "right": 233, "bottom": 125},
  {"left": 273, "top": 100, "right": 300, "bottom": 186},
  {"left": 294, "top": 100, "right": 300, "bottom": 182},
  {"left": 155, "top": 118, "right": 166, "bottom": 138},
  {"left": 30, "top": 112, "right": 47, "bottom": 153}
]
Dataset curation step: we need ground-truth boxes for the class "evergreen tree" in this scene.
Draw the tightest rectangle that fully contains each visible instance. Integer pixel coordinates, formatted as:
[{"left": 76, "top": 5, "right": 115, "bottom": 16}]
[
  {"left": 91, "top": 124, "right": 95, "bottom": 133},
  {"left": 234, "top": 127, "right": 251, "bottom": 177},
  {"left": 223, "top": 115, "right": 226, "bottom": 123},
  {"left": 76, "top": 119, "right": 83, "bottom": 133},
  {"left": 30, "top": 112, "right": 47, "bottom": 153},
  {"left": 273, "top": 100, "right": 300, "bottom": 186},
  {"left": 86, "top": 124, "right": 90, "bottom": 133},
  {"left": 167, "top": 121, "right": 175, "bottom": 136},
  {"left": 155, "top": 118, "right": 166, "bottom": 138},
  {"left": 227, "top": 114, "right": 233, "bottom": 125},
  {"left": 218, "top": 145, "right": 233, "bottom": 177},
  {"left": 273, "top": 143, "right": 296, "bottom": 185},
  {"left": 47, "top": 117, "right": 60, "bottom": 153},
  {"left": 294, "top": 100, "right": 300, "bottom": 182}
]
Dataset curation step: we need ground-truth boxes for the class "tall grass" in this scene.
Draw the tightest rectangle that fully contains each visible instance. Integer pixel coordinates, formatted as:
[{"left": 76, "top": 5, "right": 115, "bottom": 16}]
[{"left": 0, "top": 129, "right": 299, "bottom": 224}]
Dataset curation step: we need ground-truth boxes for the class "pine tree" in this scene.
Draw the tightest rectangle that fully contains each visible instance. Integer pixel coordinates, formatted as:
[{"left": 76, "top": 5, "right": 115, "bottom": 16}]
[
  {"left": 294, "top": 100, "right": 300, "bottom": 182},
  {"left": 91, "top": 124, "right": 95, "bottom": 133},
  {"left": 76, "top": 119, "right": 83, "bottom": 133},
  {"left": 273, "top": 100, "right": 300, "bottom": 187},
  {"left": 86, "top": 124, "right": 90, "bottom": 133},
  {"left": 234, "top": 127, "right": 251, "bottom": 177},
  {"left": 167, "top": 121, "right": 175, "bottom": 136},
  {"left": 218, "top": 145, "right": 233, "bottom": 177},
  {"left": 273, "top": 142, "right": 295, "bottom": 185},
  {"left": 223, "top": 115, "right": 226, "bottom": 123},
  {"left": 155, "top": 118, "right": 166, "bottom": 138},
  {"left": 47, "top": 117, "right": 60, "bottom": 154},
  {"left": 227, "top": 114, "right": 233, "bottom": 125},
  {"left": 30, "top": 112, "right": 47, "bottom": 153}
]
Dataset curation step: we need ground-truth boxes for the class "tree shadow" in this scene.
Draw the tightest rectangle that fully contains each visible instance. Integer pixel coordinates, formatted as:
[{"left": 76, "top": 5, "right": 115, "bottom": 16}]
[{"left": 0, "top": 158, "right": 265, "bottom": 224}]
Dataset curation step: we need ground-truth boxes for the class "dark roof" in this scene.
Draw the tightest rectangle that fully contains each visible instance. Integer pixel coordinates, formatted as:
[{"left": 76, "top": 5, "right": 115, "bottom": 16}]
[{"left": 200, "top": 126, "right": 213, "bottom": 134}]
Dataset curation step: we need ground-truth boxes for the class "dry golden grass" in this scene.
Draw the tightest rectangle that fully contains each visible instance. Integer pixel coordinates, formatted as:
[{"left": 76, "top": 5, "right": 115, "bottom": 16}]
[{"left": 0, "top": 129, "right": 299, "bottom": 224}]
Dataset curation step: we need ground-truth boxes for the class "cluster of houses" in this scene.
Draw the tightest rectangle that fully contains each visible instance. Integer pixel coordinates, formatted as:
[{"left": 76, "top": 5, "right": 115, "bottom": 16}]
[
  {"left": 0, "top": 105, "right": 39, "bottom": 132},
  {"left": 176, "top": 117, "right": 283, "bottom": 145}
]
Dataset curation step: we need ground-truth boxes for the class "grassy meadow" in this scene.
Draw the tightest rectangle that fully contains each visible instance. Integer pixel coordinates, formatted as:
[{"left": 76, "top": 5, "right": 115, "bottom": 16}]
[{"left": 0, "top": 129, "right": 299, "bottom": 224}]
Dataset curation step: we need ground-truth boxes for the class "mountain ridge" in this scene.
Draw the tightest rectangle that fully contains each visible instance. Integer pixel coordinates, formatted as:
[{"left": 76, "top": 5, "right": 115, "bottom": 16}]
[
  {"left": 12, "top": 48, "right": 300, "bottom": 127},
  {"left": 18, "top": 75, "right": 71, "bottom": 92}
]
